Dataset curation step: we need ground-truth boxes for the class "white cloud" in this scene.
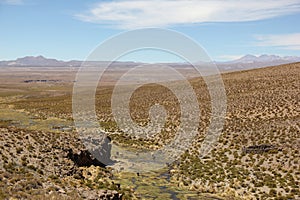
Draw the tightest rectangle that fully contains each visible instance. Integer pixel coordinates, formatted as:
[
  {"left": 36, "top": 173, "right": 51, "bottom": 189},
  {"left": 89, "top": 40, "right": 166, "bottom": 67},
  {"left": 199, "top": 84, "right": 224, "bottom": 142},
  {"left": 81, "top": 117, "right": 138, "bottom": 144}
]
[
  {"left": 1, "top": 0, "right": 23, "bottom": 5},
  {"left": 254, "top": 33, "right": 300, "bottom": 50},
  {"left": 76, "top": 0, "right": 300, "bottom": 29}
]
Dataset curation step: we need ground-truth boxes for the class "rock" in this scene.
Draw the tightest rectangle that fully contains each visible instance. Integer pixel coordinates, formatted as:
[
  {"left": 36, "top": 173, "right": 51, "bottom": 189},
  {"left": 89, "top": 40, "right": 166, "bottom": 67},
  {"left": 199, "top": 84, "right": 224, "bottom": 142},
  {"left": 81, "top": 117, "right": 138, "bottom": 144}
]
[
  {"left": 84, "top": 136, "right": 114, "bottom": 165},
  {"left": 67, "top": 149, "right": 106, "bottom": 167},
  {"left": 67, "top": 136, "right": 114, "bottom": 167},
  {"left": 242, "top": 144, "right": 277, "bottom": 154}
]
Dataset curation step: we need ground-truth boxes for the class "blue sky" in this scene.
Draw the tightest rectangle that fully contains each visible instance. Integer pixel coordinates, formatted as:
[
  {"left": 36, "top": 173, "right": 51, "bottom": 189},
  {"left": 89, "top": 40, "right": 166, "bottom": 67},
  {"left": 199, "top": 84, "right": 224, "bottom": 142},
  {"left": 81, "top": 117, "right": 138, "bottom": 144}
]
[{"left": 0, "top": 0, "right": 300, "bottom": 62}]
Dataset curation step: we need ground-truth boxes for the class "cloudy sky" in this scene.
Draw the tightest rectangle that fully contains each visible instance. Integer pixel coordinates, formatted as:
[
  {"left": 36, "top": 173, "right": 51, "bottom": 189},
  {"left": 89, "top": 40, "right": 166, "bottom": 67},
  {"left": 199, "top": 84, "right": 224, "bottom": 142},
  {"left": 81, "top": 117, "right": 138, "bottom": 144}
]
[{"left": 1, "top": 0, "right": 300, "bottom": 62}]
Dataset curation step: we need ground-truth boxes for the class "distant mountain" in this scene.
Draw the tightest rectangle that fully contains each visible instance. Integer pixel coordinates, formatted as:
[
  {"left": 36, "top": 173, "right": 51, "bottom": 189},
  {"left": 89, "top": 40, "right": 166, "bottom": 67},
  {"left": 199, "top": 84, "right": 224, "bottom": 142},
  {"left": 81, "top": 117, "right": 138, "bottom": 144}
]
[
  {"left": 225, "top": 54, "right": 300, "bottom": 64},
  {"left": 216, "top": 54, "right": 300, "bottom": 71},
  {"left": 0, "top": 56, "right": 82, "bottom": 67},
  {"left": 0, "top": 56, "right": 65, "bottom": 66},
  {"left": 1, "top": 54, "right": 299, "bottom": 71},
  {"left": 0, "top": 55, "right": 138, "bottom": 67}
]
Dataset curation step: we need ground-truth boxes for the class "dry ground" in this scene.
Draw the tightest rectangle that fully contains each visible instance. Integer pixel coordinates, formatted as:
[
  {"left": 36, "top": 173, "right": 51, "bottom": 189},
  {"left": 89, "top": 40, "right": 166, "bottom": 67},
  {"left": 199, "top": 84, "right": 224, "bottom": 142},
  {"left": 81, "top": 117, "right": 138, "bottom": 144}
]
[{"left": 0, "top": 62, "right": 299, "bottom": 199}]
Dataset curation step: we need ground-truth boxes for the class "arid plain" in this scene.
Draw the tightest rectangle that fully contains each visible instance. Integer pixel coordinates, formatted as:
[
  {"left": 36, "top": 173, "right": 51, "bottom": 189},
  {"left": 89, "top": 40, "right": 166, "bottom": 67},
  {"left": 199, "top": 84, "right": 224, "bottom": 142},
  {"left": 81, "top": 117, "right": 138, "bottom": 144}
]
[{"left": 0, "top": 62, "right": 299, "bottom": 199}]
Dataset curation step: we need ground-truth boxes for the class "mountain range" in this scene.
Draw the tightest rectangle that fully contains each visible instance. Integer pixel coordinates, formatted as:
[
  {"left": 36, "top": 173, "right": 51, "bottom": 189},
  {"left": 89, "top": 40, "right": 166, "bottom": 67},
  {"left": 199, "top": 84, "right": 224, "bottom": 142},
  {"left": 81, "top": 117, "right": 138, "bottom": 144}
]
[
  {"left": 216, "top": 54, "right": 300, "bottom": 71},
  {"left": 0, "top": 55, "right": 299, "bottom": 71}
]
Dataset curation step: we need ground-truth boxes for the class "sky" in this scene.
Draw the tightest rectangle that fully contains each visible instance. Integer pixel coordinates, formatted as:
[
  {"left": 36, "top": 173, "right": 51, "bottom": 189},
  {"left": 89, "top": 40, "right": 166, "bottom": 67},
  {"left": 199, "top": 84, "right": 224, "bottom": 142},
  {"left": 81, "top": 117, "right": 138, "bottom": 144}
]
[{"left": 0, "top": 0, "right": 300, "bottom": 62}]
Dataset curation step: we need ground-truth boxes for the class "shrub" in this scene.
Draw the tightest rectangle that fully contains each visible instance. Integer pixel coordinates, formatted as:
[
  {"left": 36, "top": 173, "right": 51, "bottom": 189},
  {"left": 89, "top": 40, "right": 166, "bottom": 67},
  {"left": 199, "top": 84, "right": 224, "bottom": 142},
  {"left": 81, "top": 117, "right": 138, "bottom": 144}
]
[{"left": 269, "top": 189, "right": 277, "bottom": 196}]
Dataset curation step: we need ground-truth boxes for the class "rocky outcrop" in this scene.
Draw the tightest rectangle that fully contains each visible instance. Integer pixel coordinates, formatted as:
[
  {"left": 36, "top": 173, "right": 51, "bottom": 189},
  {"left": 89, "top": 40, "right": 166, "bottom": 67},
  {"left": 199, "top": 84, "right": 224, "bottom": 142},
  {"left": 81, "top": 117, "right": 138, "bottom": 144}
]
[
  {"left": 67, "top": 136, "right": 114, "bottom": 167},
  {"left": 67, "top": 149, "right": 106, "bottom": 167},
  {"left": 242, "top": 144, "right": 278, "bottom": 154}
]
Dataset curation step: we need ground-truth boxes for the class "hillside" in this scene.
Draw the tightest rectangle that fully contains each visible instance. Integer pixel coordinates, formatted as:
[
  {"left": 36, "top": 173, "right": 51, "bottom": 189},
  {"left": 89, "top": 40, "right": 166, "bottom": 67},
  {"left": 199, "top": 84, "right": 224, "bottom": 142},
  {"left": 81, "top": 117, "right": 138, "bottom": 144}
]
[{"left": 0, "top": 62, "right": 299, "bottom": 199}]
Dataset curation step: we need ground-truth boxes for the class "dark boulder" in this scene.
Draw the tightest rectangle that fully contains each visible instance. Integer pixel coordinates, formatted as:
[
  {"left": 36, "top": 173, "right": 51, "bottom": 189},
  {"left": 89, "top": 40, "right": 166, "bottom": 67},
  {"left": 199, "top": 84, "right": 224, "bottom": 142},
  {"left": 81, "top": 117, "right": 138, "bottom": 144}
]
[
  {"left": 66, "top": 136, "right": 114, "bottom": 167},
  {"left": 242, "top": 144, "right": 278, "bottom": 154}
]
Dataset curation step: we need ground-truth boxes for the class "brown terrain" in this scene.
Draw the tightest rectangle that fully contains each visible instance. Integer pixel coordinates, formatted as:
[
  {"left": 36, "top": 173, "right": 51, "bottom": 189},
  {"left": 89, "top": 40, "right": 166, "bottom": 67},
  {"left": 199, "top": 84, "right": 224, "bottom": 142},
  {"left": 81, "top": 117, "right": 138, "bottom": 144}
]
[{"left": 0, "top": 62, "right": 299, "bottom": 199}]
